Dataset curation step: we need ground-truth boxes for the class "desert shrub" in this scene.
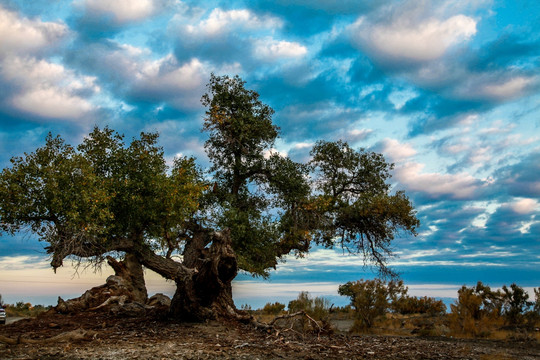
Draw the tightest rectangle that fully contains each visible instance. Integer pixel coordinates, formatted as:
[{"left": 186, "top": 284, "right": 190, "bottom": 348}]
[
  {"left": 288, "top": 291, "right": 331, "bottom": 320},
  {"left": 240, "top": 303, "right": 252, "bottom": 312},
  {"left": 535, "top": 288, "right": 540, "bottom": 314},
  {"left": 502, "top": 283, "right": 532, "bottom": 326},
  {"left": 4, "top": 301, "right": 52, "bottom": 317},
  {"left": 312, "top": 296, "right": 332, "bottom": 320},
  {"left": 449, "top": 282, "right": 536, "bottom": 337},
  {"left": 524, "top": 288, "right": 540, "bottom": 325},
  {"left": 450, "top": 283, "right": 494, "bottom": 337},
  {"left": 262, "top": 302, "right": 285, "bottom": 315},
  {"left": 339, "top": 278, "right": 407, "bottom": 331},
  {"left": 392, "top": 295, "right": 446, "bottom": 315}
]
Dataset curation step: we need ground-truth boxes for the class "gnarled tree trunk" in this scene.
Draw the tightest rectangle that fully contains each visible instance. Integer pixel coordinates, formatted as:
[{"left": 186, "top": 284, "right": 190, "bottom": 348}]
[
  {"left": 106, "top": 253, "right": 148, "bottom": 303},
  {"left": 56, "top": 253, "right": 148, "bottom": 313},
  {"left": 169, "top": 229, "right": 238, "bottom": 321}
]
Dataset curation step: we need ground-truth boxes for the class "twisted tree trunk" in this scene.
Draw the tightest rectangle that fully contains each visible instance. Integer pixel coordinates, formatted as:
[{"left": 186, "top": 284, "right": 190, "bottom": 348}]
[
  {"left": 106, "top": 254, "right": 147, "bottom": 303},
  {"left": 55, "top": 254, "right": 148, "bottom": 313},
  {"left": 169, "top": 229, "right": 238, "bottom": 321},
  {"left": 49, "top": 229, "right": 240, "bottom": 321}
]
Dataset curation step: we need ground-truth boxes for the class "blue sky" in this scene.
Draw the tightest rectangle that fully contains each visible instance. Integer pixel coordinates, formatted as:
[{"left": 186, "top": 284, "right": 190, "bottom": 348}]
[{"left": 0, "top": 0, "right": 539, "bottom": 307}]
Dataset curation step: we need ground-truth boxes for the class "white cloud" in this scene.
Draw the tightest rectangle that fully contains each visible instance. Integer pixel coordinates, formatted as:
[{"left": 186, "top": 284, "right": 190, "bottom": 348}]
[
  {"left": 0, "top": 255, "right": 49, "bottom": 271},
  {"left": 78, "top": 0, "right": 159, "bottom": 23},
  {"left": 378, "top": 138, "right": 417, "bottom": 162},
  {"left": 263, "top": 148, "right": 288, "bottom": 159},
  {"left": 140, "top": 56, "right": 206, "bottom": 90},
  {"left": 12, "top": 88, "right": 94, "bottom": 120},
  {"left": 0, "top": 5, "right": 68, "bottom": 58},
  {"left": 481, "top": 76, "right": 536, "bottom": 101},
  {"left": 394, "top": 162, "right": 482, "bottom": 200},
  {"left": 454, "top": 74, "right": 538, "bottom": 102},
  {"left": 510, "top": 198, "right": 538, "bottom": 215},
  {"left": 184, "top": 8, "right": 282, "bottom": 38},
  {"left": 293, "top": 142, "right": 314, "bottom": 150},
  {"left": 351, "top": 13, "right": 476, "bottom": 62},
  {"left": 132, "top": 56, "right": 208, "bottom": 109},
  {"left": 253, "top": 38, "right": 308, "bottom": 61},
  {"left": 1, "top": 57, "right": 98, "bottom": 120}
]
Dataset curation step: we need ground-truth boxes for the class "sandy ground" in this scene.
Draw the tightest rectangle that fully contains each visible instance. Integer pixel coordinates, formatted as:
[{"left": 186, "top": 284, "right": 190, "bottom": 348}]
[
  {"left": 5, "top": 317, "right": 26, "bottom": 325},
  {"left": 0, "top": 311, "right": 539, "bottom": 359}
]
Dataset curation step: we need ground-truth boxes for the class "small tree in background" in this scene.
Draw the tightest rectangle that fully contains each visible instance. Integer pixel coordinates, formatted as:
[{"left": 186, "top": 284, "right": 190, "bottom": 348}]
[
  {"left": 288, "top": 291, "right": 332, "bottom": 321},
  {"left": 338, "top": 279, "right": 407, "bottom": 331},
  {"left": 449, "top": 282, "right": 536, "bottom": 337},
  {"left": 450, "top": 284, "right": 493, "bottom": 337},
  {"left": 502, "top": 283, "right": 532, "bottom": 326}
]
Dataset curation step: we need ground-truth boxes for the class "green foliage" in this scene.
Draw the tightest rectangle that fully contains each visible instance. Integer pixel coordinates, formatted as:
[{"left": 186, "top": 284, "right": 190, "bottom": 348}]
[
  {"left": 201, "top": 74, "right": 313, "bottom": 276},
  {"left": 0, "top": 127, "right": 207, "bottom": 268},
  {"left": 200, "top": 75, "right": 419, "bottom": 277},
  {"left": 338, "top": 278, "right": 407, "bottom": 330},
  {"left": 310, "top": 141, "right": 419, "bottom": 277},
  {"left": 4, "top": 301, "right": 51, "bottom": 317},
  {"left": 262, "top": 302, "right": 285, "bottom": 315}
]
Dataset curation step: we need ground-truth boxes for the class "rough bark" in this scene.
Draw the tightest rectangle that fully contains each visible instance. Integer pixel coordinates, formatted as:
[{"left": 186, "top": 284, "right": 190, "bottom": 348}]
[
  {"left": 106, "top": 254, "right": 147, "bottom": 303},
  {"left": 49, "top": 228, "right": 240, "bottom": 321},
  {"left": 169, "top": 229, "right": 239, "bottom": 321},
  {"left": 55, "top": 254, "right": 148, "bottom": 313}
]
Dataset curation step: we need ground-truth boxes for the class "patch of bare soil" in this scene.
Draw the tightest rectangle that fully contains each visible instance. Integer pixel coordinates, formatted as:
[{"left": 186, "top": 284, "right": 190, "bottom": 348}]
[{"left": 0, "top": 311, "right": 538, "bottom": 360}]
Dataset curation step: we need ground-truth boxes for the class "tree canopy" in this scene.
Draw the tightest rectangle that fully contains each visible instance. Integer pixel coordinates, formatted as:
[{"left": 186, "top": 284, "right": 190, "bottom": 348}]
[{"left": 0, "top": 74, "right": 419, "bottom": 320}]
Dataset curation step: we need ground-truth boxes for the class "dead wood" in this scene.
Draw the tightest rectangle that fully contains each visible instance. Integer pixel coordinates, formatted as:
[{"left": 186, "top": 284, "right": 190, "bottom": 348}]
[
  {"left": 246, "top": 310, "right": 327, "bottom": 337},
  {"left": 88, "top": 295, "right": 128, "bottom": 311},
  {"left": 0, "top": 329, "right": 97, "bottom": 345}
]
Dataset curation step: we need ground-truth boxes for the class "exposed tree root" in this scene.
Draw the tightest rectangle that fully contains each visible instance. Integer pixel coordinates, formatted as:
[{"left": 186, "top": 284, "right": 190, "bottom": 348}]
[
  {"left": 0, "top": 329, "right": 98, "bottom": 345},
  {"left": 88, "top": 295, "right": 128, "bottom": 311}
]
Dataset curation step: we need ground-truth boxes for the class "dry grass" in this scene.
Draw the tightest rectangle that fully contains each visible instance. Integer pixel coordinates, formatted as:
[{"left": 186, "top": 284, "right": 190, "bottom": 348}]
[{"left": 323, "top": 312, "right": 540, "bottom": 343}]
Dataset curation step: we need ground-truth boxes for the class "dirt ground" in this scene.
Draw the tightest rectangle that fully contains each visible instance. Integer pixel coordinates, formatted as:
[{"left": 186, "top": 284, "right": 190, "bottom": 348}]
[{"left": 1, "top": 311, "right": 539, "bottom": 360}]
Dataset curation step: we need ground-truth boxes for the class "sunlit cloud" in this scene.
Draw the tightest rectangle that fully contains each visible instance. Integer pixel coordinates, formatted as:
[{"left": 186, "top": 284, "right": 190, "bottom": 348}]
[
  {"left": 181, "top": 8, "right": 282, "bottom": 38},
  {"left": 351, "top": 14, "right": 476, "bottom": 63},
  {"left": 253, "top": 38, "right": 308, "bottom": 61},
  {"left": 0, "top": 5, "right": 68, "bottom": 58},
  {"left": 394, "top": 162, "right": 484, "bottom": 200}
]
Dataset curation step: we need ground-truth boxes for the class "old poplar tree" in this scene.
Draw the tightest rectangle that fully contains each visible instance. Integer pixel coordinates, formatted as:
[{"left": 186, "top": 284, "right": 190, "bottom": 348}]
[{"left": 0, "top": 75, "right": 419, "bottom": 321}]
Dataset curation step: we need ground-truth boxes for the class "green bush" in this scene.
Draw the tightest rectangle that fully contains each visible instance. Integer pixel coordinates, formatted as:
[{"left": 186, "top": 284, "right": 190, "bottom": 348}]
[{"left": 262, "top": 302, "right": 285, "bottom": 315}]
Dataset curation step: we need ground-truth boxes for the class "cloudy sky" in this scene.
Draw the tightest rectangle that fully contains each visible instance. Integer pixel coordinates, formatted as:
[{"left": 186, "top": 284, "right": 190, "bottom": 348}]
[{"left": 0, "top": 0, "right": 539, "bottom": 307}]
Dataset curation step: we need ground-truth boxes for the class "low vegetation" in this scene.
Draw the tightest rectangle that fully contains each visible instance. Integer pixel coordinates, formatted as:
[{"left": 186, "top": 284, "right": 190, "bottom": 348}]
[
  {"left": 246, "top": 280, "right": 540, "bottom": 341},
  {"left": 2, "top": 302, "right": 52, "bottom": 318},
  {"left": 2, "top": 279, "right": 538, "bottom": 342},
  {"left": 449, "top": 281, "right": 540, "bottom": 339}
]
